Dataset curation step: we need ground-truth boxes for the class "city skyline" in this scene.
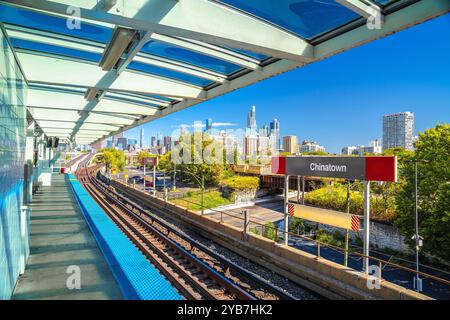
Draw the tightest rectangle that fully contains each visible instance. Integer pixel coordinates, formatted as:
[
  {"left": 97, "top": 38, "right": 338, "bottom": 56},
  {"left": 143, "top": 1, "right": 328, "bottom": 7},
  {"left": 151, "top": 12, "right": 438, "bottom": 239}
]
[{"left": 124, "top": 14, "right": 450, "bottom": 154}]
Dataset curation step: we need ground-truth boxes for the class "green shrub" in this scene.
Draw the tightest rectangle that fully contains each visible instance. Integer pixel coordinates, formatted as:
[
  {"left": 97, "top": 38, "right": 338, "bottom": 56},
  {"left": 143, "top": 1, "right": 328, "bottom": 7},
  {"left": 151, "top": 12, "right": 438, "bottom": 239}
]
[
  {"left": 262, "top": 222, "right": 278, "bottom": 241},
  {"left": 304, "top": 184, "right": 397, "bottom": 223},
  {"left": 171, "top": 191, "right": 232, "bottom": 211},
  {"left": 316, "top": 229, "right": 343, "bottom": 247},
  {"left": 221, "top": 176, "right": 259, "bottom": 190},
  {"left": 290, "top": 217, "right": 305, "bottom": 233}
]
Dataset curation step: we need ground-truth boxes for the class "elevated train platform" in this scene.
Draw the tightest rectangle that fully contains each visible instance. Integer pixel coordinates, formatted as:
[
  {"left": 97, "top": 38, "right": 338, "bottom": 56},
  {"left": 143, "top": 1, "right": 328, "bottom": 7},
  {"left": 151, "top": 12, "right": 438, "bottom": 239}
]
[
  {"left": 13, "top": 174, "right": 122, "bottom": 300},
  {"left": 12, "top": 173, "right": 181, "bottom": 300}
]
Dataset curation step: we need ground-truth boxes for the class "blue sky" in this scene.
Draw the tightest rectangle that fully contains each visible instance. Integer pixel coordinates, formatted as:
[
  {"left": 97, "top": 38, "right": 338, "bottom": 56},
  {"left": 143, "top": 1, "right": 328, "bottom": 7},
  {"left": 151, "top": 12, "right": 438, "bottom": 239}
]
[{"left": 125, "top": 13, "right": 450, "bottom": 154}]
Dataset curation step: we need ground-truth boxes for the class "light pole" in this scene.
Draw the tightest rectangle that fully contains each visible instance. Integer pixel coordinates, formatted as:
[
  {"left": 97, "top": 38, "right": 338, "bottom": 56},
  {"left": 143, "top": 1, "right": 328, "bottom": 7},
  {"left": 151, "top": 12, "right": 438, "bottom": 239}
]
[
  {"left": 168, "top": 169, "right": 204, "bottom": 214},
  {"left": 143, "top": 160, "right": 146, "bottom": 191},
  {"left": 152, "top": 161, "right": 156, "bottom": 196},
  {"left": 201, "top": 175, "right": 205, "bottom": 215},
  {"left": 173, "top": 163, "right": 177, "bottom": 191},
  {"left": 407, "top": 159, "right": 428, "bottom": 292}
]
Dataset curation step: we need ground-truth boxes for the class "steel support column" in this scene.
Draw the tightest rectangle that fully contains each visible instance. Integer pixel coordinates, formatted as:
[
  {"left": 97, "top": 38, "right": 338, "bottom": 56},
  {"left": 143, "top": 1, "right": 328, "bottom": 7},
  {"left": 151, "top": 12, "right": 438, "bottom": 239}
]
[
  {"left": 284, "top": 175, "right": 290, "bottom": 246},
  {"left": 363, "top": 180, "right": 370, "bottom": 273}
]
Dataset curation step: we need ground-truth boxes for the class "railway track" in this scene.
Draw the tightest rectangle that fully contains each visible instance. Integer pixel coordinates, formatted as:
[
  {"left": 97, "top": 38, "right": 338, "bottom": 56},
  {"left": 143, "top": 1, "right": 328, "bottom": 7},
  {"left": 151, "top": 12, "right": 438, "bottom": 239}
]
[{"left": 75, "top": 158, "right": 295, "bottom": 300}]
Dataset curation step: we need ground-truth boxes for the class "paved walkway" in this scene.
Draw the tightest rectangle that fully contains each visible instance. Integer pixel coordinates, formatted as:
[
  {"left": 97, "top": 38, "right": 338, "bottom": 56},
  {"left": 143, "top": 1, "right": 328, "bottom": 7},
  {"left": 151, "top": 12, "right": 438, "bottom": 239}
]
[{"left": 13, "top": 174, "right": 122, "bottom": 300}]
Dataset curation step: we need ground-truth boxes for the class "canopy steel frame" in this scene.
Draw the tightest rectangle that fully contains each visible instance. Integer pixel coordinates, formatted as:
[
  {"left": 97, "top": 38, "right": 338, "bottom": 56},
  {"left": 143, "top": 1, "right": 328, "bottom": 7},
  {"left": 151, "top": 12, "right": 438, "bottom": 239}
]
[{"left": 1, "top": 0, "right": 448, "bottom": 145}]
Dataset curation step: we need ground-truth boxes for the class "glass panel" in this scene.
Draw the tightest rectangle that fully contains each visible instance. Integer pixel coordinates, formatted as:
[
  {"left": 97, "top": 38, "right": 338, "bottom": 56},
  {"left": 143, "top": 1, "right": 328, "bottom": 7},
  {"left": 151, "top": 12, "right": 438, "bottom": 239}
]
[
  {"left": 218, "top": 0, "right": 361, "bottom": 39},
  {"left": 225, "top": 47, "right": 269, "bottom": 61},
  {"left": 103, "top": 95, "right": 162, "bottom": 109},
  {"left": 0, "top": 3, "right": 113, "bottom": 43},
  {"left": 128, "top": 61, "right": 214, "bottom": 87},
  {"left": 111, "top": 91, "right": 175, "bottom": 104},
  {"left": 373, "top": 0, "right": 396, "bottom": 5},
  {"left": 9, "top": 38, "right": 101, "bottom": 62},
  {"left": 141, "top": 40, "right": 242, "bottom": 75}
]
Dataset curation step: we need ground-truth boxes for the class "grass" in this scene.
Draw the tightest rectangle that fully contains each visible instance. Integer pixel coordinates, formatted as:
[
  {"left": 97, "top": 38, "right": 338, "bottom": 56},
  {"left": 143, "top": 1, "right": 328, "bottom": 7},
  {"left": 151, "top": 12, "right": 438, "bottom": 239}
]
[{"left": 170, "top": 191, "right": 233, "bottom": 211}]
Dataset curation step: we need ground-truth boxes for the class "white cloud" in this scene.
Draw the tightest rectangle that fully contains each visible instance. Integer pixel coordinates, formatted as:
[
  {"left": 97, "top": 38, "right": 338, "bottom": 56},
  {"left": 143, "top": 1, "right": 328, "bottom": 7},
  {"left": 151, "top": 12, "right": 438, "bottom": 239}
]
[
  {"left": 212, "top": 122, "right": 238, "bottom": 127},
  {"left": 171, "top": 121, "right": 239, "bottom": 129}
]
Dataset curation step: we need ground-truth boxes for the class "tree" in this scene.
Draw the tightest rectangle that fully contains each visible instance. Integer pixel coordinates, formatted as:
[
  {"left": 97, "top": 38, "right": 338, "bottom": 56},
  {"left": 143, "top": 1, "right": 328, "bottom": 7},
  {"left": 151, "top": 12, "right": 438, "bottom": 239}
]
[
  {"left": 166, "top": 132, "right": 226, "bottom": 187},
  {"left": 157, "top": 151, "right": 173, "bottom": 172},
  {"left": 96, "top": 148, "right": 126, "bottom": 172},
  {"left": 137, "top": 150, "right": 158, "bottom": 168},
  {"left": 394, "top": 124, "right": 450, "bottom": 260}
]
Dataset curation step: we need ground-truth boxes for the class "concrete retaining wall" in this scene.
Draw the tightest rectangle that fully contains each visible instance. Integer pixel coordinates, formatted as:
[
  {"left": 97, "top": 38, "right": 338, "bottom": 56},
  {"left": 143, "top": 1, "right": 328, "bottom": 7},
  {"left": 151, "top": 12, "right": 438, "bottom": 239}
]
[
  {"left": 111, "top": 180, "right": 431, "bottom": 300},
  {"left": 311, "top": 221, "right": 411, "bottom": 254}
]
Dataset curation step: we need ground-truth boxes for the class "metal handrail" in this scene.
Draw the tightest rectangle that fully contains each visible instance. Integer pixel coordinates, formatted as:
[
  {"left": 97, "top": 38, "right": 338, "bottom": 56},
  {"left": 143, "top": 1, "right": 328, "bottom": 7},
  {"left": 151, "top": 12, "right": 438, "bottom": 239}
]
[
  {"left": 164, "top": 194, "right": 450, "bottom": 287},
  {"left": 107, "top": 172, "right": 450, "bottom": 289}
]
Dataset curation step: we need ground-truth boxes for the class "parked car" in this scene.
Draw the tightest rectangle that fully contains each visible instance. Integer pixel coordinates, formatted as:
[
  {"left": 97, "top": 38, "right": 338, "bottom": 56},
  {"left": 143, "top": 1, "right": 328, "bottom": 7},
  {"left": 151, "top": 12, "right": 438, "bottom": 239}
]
[
  {"left": 128, "top": 175, "right": 143, "bottom": 184},
  {"left": 155, "top": 180, "right": 173, "bottom": 191}
]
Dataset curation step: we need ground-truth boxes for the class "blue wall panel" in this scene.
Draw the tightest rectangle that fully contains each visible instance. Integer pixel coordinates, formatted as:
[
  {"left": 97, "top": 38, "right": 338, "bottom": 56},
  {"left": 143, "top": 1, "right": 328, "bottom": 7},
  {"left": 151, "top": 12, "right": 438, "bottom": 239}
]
[{"left": 0, "top": 25, "right": 27, "bottom": 300}]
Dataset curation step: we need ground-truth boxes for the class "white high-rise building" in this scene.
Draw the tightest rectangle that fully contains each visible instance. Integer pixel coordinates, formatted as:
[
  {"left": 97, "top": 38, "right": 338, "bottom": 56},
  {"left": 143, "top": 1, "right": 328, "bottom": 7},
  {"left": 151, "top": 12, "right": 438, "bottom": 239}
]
[
  {"left": 342, "top": 145, "right": 358, "bottom": 155},
  {"left": 342, "top": 139, "right": 382, "bottom": 156},
  {"left": 299, "top": 140, "right": 326, "bottom": 153},
  {"left": 382, "top": 112, "right": 414, "bottom": 151}
]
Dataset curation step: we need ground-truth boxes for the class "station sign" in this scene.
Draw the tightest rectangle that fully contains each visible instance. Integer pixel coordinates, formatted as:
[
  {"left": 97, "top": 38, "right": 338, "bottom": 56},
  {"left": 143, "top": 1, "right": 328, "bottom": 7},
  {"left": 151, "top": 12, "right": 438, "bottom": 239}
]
[
  {"left": 272, "top": 156, "right": 397, "bottom": 182},
  {"left": 287, "top": 203, "right": 360, "bottom": 231}
]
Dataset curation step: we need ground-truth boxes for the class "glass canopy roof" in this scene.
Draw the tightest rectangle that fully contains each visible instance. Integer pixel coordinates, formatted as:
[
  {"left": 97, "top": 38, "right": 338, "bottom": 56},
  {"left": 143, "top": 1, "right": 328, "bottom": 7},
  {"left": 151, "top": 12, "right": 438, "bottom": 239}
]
[
  {"left": 0, "top": 3, "right": 113, "bottom": 43},
  {"left": 127, "top": 60, "right": 214, "bottom": 87},
  {"left": 140, "top": 40, "right": 243, "bottom": 75},
  {"left": 217, "top": 0, "right": 360, "bottom": 40},
  {"left": 10, "top": 38, "right": 102, "bottom": 63},
  {"left": 0, "top": 0, "right": 447, "bottom": 145}
]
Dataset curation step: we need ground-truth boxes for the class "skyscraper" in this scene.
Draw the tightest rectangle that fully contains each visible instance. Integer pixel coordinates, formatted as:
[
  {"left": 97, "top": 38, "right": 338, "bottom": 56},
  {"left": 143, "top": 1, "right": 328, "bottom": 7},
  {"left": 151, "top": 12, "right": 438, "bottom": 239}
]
[
  {"left": 247, "top": 105, "right": 257, "bottom": 131},
  {"left": 270, "top": 118, "right": 281, "bottom": 151},
  {"left": 382, "top": 112, "right": 414, "bottom": 151},
  {"left": 112, "top": 132, "right": 123, "bottom": 146},
  {"left": 260, "top": 124, "right": 269, "bottom": 137},
  {"left": 205, "top": 118, "right": 213, "bottom": 132},
  {"left": 163, "top": 136, "right": 172, "bottom": 152},
  {"left": 140, "top": 127, "right": 144, "bottom": 149}
]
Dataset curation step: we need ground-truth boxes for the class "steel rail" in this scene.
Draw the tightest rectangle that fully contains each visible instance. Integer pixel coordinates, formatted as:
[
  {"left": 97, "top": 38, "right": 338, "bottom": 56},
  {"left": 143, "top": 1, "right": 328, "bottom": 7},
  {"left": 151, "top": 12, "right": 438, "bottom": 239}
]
[{"left": 77, "top": 162, "right": 258, "bottom": 300}]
